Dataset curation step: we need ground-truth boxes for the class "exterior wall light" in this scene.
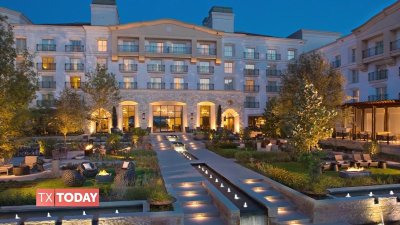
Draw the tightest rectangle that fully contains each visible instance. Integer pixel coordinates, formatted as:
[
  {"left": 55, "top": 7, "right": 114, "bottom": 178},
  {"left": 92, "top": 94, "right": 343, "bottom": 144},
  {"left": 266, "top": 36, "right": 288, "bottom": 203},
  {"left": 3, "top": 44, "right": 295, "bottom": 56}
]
[{"left": 142, "top": 113, "right": 145, "bottom": 120}]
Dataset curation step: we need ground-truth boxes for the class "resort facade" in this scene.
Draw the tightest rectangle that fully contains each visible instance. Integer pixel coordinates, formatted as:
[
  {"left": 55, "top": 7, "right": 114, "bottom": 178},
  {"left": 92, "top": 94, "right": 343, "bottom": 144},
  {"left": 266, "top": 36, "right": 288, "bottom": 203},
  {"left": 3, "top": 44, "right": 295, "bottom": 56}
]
[{"left": 0, "top": 0, "right": 340, "bottom": 134}]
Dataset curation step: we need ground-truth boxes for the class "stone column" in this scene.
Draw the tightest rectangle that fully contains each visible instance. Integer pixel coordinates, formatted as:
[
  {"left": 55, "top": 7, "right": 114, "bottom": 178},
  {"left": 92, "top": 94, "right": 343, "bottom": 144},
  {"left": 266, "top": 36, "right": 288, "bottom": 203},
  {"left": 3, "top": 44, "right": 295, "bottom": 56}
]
[
  {"left": 384, "top": 107, "right": 389, "bottom": 132},
  {"left": 372, "top": 106, "right": 376, "bottom": 140}
]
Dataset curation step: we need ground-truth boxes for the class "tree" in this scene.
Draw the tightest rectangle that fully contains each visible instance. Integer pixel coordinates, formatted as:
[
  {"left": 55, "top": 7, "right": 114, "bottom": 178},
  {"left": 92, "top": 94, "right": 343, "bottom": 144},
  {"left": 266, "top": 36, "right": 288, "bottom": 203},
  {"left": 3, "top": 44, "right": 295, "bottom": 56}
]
[
  {"left": 112, "top": 106, "right": 117, "bottom": 128},
  {"left": 285, "top": 81, "right": 337, "bottom": 154},
  {"left": 82, "top": 65, "right": 120, "bottom": 131},
  {"left": 55, "top": 88, "right": 87, "bottom": 144},
  {"left": 262, "top": 97, "right": 282, "bottom": 138},
  {"left": 216, "top": 105, "right": 222, "bottom": 128},
  {"left": 0, "top": 16, "right": 37, "bottom": 159}
]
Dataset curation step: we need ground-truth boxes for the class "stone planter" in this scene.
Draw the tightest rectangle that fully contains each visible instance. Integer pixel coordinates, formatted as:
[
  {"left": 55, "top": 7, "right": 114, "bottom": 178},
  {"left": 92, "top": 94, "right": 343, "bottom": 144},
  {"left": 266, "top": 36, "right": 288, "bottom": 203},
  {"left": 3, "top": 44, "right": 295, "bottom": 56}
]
[{"left": 147, "top": 197, "right": 176, "bottom": 206}]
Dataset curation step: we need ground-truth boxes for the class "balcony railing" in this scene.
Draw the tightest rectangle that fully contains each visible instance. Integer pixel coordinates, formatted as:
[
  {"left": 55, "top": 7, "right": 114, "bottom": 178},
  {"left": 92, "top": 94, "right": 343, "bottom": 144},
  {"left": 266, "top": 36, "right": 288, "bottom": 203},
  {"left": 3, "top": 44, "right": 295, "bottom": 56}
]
[
  {"left": 197, "top": 47, "right": 216, "bottom": 56},
  {"left": 368, "top": 70, "right": 388, "bottom": 82},
  {"left": 362, "top": 46, "right": 384, "bottom": 58},
  {"left": 65, "top": 82, "right": 84, "bottom": 89},
  {"left": 197, "top": 66, "right": 214, "bottom": 74},
  {"left": 266, "top": 53, "right": 281, "bottom": 61},
  {"left": 368, "top": 94, "right": 388, "bottom": 101},
  {"left": 170, "top": 65, "right": 188, "bottom": 73},
  {"left": 224, "top": 84, "right": 235, "bottom": 91},
  {"left": 244, "top": 102, "right": 259, "bottom": 108},
  {"left": 119, "top": 82, "right": 137, "bottom": 89},
  {"left": 147, "top": 64, "right": 165, "bottom": 72},
  {"left": 243, "top": 85, "right": 259, "bottom": 93},
  {"left": 243, "top": 69, "right": 259, "bottom": 76},
  {"left": 266, "top": 69, "right": 283, "bottom": 76},
  {"left": 147, "top": 82, "right": 165, "bottom": 89},
  {"left": 37, "top": 63, "right": 56, "bottom": 71},
  {"left": 197, "top": 83, "right": 214, "bottom": 90},
  {"left": 390, "top": 39, "right": 400, "bottom": 51},
  {"left": 168, "top": 46, "right": 191, "bottom": 54},
  {"left": 170, "top": 83, "right": 188, "bottom": 90},
  {"left": 118, "top": 45, "right": 139, "bottom": 52},
  {"left": 65, "top": 45, "right": 84, "bottom": 52},
  {"left": 39, "top": 81, "right": 56, "bottom": 89},
  {"left": 36, "top": 44, "right": 56, "bottom": 51},
  {"left": 119, "top": 64, "right": 138, "bottom": 72},
  {"left": 36, "top": 99, "right": 55, "bottom": 107},
  {"left": 331, "top": 60, "right": 341, "bottom": 68},
  {"left": 16, "top": 48, "right": 27, "bottom": 55},
  {"left": 145, "top": 45, "right": 167, "bottom": 53},
  {"left": 243, "top": 52, "right": 259, "bottom": 60},
  {"left": 266, "top": 85, "right": 281, "bottom": 93},
  {"left": 65, "top": 63, "right": 84, "bottom": 72}
]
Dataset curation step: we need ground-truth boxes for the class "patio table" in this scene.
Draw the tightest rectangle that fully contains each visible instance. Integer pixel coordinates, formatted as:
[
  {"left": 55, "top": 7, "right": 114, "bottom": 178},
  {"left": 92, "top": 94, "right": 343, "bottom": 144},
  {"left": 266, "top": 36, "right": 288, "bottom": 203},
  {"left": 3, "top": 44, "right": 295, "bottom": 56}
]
[{"left": 0, "top": 164, "right": 13, "bottom": 175}]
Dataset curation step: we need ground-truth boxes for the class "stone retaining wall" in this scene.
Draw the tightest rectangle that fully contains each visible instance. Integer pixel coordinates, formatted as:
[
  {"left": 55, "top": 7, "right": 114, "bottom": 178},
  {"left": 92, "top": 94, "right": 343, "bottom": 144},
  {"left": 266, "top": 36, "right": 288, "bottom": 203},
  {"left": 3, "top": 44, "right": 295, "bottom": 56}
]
[{"left": 97, "top": 211, "right": 183, "bottom": 225}]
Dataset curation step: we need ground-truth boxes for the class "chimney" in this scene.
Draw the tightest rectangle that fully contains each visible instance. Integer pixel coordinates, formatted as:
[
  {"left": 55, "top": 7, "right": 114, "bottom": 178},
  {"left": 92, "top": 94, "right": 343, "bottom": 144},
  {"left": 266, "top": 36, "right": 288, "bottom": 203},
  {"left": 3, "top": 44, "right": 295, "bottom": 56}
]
[
  {"left": 203, "top": 6, "right": 234, "bottom": 33},
  {"left": 91, "top": 0, "right": 119, "bottom": 26}
]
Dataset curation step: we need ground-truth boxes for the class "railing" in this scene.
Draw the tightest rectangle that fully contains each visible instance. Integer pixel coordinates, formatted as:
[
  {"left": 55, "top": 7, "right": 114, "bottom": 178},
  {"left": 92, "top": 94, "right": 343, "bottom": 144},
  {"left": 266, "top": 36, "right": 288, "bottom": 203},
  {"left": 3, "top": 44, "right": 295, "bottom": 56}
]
[
  {"left": 243, "top": 85, "right": 259, "bottom": 93},
  {"left": 36, "top": 63, "right": 56, "bottom": 71},
  {"left": 197, "top": 66, "right": 214, "bottom": 74},
  {"left": 170, "top": 83, "right": 188, "bottom": 90},
  {"left": 368, "top": 94, "right": 388, "bottom": 101},
  {"left": 65, "top": 63, "right": 84, "bottom": 72},
  {"left": 168, "top": 46, "right": 191, "bottom": 54},
  {"left": 36, "top": 99, "right": 55, "bottom": 107},
  {"left": 243, "top": 69, "right": 259, "bottom": 76},
  {"left": 65, "top": 82, "right": 84, "bottom": 89},
  {"left": 170, "top": 65, "right": 188, "bottom": 73},
  {"left": 119, "top": 64, "right": 138, "bottom": 72},
  {"left": 147, "top": 64, "right": 165, "bottom": 72},
  {"left": 244, "top": 102, "right": 259, "bottom": 108},
  {"left": 224, "top": 84, "right": 235, "bottom": 91},
  {"left": 362, "top": 46, "right": 383, "bottom": 58},
  {"left": 65, "top": 45, "right": 84, "bottom": 52},
  {"left": 266, "top": 69, "right": 283, "bottom": 76},
  {"left": 266, "top": 53, "right": 281, "bottom": 61},
  {"left": 197, "top": 47, "right": 216, "bottom": 56},
  {"left": 118, "top": 45, "right": 139, "bottom": 52},
  {"left": 39, "top": 81, "right": 56, "bottom": 89},
  {"left": 390, "top": 39, "right": 400, "bottom": 51},
  {"left": 266, "top": 85, "right": 281, "bottom": 93},
  {"left": 368, "top": 70, "right": 388, "bottom": 81},
  {"left": 36, "top": 44, "right": 56, "bottom": 51},
  {"left": 197, "top": 83, "right": 214, "bottom": 90},
  {"left": 119, "top": 82, "right": 137, "bottom": 89},
  {"left": 147, "top": 82, "right": 165, "bottom": 89},
  {"left": 243, "top": 52, "right": 259, "bottom": 59},
  {"left": 331, "top": 60, "right": 341, "bottom": 68},
  {"left": 145, "top": 45, "right": 166, "bottom": 53}
]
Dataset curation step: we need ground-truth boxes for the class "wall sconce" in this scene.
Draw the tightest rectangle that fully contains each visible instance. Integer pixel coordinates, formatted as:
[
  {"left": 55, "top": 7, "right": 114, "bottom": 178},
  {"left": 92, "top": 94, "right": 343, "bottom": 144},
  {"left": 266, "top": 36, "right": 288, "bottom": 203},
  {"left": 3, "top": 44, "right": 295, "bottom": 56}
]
[{"left": 142, "top": 113, "right": 146, "bottom": 120}]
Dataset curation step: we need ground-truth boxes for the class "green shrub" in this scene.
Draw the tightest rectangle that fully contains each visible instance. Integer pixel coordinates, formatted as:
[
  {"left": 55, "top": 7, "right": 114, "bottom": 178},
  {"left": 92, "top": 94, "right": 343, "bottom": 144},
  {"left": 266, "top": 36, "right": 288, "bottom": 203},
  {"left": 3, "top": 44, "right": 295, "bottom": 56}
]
[
  {"left": 235, "top": 151, "right": 291, "bottom": 163},
  {"left": 308, "top": 176, "right": 344, "bottom": 195},
  {"left": 216, "top": 142, "right": 238, "bottom": 149},
  {"left": 124, "top": 187, "right": 150, "bottom": 200}
]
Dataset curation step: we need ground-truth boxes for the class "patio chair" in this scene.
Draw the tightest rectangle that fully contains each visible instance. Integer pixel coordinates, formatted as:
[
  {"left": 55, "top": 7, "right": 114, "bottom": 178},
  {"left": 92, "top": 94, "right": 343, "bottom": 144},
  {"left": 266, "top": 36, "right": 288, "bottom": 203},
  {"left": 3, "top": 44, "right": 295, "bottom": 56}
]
[
  {"left": 24, "top": 156, "right": 38, "bottom": 170},
  {"left": 362, "top": 154, "right": 379, "bottom": 167},
  {"left": 334, "top": 155, "right": 350, "bottom": 169},
  {"left": 352, "top": 154, "right": 369, "bottom": 167},
  {"left": 0, "top": 158, "right": 13, "bottom": 175},
  {"left": 78, "top": 162, "right": 98, "bottom": 178}
]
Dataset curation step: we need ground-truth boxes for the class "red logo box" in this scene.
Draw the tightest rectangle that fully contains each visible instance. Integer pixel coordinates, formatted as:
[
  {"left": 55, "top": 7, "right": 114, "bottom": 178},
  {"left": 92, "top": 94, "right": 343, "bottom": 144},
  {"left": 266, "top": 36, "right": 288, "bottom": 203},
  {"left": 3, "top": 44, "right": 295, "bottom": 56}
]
[
  {"left": 36, "top": 189, "right": 55, "bottom": 207},
  {"left": 36, "top": 188, "right": 99, "bottom": 207}
]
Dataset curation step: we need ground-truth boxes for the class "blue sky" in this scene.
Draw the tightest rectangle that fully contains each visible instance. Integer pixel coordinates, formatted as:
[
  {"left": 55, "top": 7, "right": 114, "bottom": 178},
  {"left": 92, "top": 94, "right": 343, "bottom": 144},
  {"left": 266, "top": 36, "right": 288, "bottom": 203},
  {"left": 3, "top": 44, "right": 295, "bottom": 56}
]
[{"left": 0, "top": 0, "right": 397, "bottom": 37}]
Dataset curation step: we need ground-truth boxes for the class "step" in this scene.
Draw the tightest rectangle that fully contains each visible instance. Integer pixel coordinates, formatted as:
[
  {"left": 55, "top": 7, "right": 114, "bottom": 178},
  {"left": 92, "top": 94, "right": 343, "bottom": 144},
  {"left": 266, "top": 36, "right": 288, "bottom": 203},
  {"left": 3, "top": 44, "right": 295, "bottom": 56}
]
[
  {"left": 176, "top": 194, "right": 213, "bottom": 203},
  {"left": 184, "top": 216, "right": 225, "bottom": 225},
  {"left": 176, "top": 189, "right": 208, "bottom": 197},
  {"left": 276, "top": 209, "right": 311, "bottom": 225},
  {"left": 182, "top": 204, "right": 219, "bottom": 218}
]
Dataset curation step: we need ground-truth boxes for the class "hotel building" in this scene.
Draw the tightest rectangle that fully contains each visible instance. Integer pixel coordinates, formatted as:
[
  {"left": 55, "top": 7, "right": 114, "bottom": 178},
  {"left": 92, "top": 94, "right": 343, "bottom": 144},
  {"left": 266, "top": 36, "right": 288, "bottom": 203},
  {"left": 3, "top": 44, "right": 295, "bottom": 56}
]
[{"left": 1, "top": 0, "right": 340, "bottom": 134}]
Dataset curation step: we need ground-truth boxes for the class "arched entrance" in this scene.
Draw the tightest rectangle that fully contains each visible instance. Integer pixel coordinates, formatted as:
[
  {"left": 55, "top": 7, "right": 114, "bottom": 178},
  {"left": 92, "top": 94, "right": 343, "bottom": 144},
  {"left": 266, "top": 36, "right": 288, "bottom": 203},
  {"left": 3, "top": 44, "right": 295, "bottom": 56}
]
[
  {"left": 90, "top": 108, "right": 112, "bottom": 133},
  {"left": 222, "top": 109, "right": 240, "bottom": 133},
  {"left": 150, "top": 101, "right": 186, "bottom": 133},
  {"left": 197, "top": 102, "right": 216, "bottom": 130}
]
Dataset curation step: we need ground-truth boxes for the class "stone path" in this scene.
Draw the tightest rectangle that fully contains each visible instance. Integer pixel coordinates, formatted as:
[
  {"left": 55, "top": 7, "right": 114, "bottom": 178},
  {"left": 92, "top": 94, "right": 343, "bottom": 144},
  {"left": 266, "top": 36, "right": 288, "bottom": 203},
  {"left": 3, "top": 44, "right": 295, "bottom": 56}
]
[{"left": 151, "top": 135, "right": 226, "bottom": 225}]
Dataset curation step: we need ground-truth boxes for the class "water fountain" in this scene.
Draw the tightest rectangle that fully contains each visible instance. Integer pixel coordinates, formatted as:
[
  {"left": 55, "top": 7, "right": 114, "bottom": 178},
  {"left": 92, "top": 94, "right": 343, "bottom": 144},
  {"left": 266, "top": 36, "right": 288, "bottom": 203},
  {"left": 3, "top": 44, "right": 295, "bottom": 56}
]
[
  {"left": 244, "top": 202, "right": 248, "bottom": 208},
  {"left": 215, "top": 178, "right": 219, "bottom": 183},
  {"left": 227, "top": 188, "right": 231, "bottom": 193},
  {"left": 368, "top": 192, "right": 374, "bottom": 197},
  {"left": 234, "top": 194, "right": 240, "bottom": 200},
  {"left": 390, "top": 190, "right": 394, "bottom": 195},
  {"left": 220, "top": 183, "right": 224, "bottom": 188},
  {"left": 15, "top": 214, "right": 19, "bottom": 220},
  {"left": 345, "top": 193, "right": 351, "bottom": 198},
  {"left": 82, "top": 211, "right": 86, "bottom": 216},
  {"left": 115, "top": 209, "right": 119, "bottom": 214},
  {"left": 47, "top": 212, "right": 51, "bottom": 218}
]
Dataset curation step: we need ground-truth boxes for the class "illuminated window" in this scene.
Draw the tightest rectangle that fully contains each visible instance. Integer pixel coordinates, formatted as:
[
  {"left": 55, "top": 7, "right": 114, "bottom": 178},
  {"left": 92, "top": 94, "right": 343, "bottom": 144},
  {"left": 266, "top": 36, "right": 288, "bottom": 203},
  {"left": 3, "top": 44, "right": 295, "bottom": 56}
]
[
  {"left": 224, "top": 62, "right": 233, "bottom": 73},
  {"left": 122, "top": 105, "right": 135, "bottom": 132},
  {"left": 173, "top": 78, "right": 184, "bottom": 89},
  {"left": 41, "top": 57, "right": 54, "bottom": 70},
  {"left": 70, "top": 76, "right": 81, "bottom": 89},
  {"left": 97, "top": 40, "right": 107, "bottom": 52}
]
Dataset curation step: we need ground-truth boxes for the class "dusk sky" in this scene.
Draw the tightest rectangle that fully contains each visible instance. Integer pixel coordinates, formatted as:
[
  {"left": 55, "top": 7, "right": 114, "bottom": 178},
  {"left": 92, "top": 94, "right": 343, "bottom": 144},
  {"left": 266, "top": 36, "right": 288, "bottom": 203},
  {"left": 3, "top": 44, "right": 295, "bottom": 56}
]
[{"left": 0, "top": 0, "right": 397, "bottom": 37}]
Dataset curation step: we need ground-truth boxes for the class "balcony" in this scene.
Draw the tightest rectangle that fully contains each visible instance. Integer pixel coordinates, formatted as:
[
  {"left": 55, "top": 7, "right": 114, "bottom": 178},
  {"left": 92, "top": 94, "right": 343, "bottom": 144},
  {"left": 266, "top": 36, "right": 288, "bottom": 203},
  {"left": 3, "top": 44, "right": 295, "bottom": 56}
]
[
  {"left": 65, "top": 63, "right": 84, "bottom": 72},
  {"left": 362, "top": 46, "right": 383, "bottom": 58},
  {"left": 391, "top": 39, "right": 400, "bottom": 51},
  {"left": 118, "top": 45, "right": 139, "bottom": 53},
  {"left": 243, "top": 52, "right": 259, "bottom": 60},
  {"left": 197, "top": 66, "right": 214, "bottom": 74},
  {"left": 147, "top": 82, "right": 165, "bottom": 89},
  {"left": 368, "top": 94, "right": 388, "bottom": 101},
  {"left": 36, "top": 44, "right": 56, "bottom": 51},
  {"left": 224, "top": 84, "right": 235, "bottom": 91},
  {"left": 170, "top": 83, "right": 188, "bottom": 90},
  {"left": 36, "top": 99, "right": 55, "bottom": 107},
  {"left": 368, "top": 70, "right": 388, "bottom": 82},
  {"left": 147, "top": 64, "right": 165, "bottom": 73},
  {"left": 331, "top": 60, "right": 341, "bottom": 68},
  {"left": 39, "top": 81, "right": 56, "bottom": 89},
  {"left": 145, "top": 45, "right": 166, "bottom": 54},
  {"left": 168, "top": 46, "right": 191, "bottom": 54},
  {"left": 266, "top": 69, "right": 283, "bottom": 76},
  {"left": 266, "top": 85, "right": 281, "bottom": 93},
  {"left": 37, "top": 63, "right": 56, "bottom": 71},
  {"left": 65, "top": 82, "right": 84, "bottom": 89},
  {"left": 243, "top": 85, "right": 259, "bottom": 93},
  {"left": 197, "top": 83, "right": 214, "bottom": 90},
  {"left": 197, "top": 47, "right": 216, "bottom": 56},
  {"left": 119, "top": 82, "right": 137, "bottom": 89},
  {"left": 243, "top": 69, "right": 259, "bottom": 77},
  {"left": 266, "top": 54, "right": 281, "bottom": 61},
  {"left": 119, "top": 64, "right": 138, "bottom": 73},
  {"left": 170, "top": 65, "right": 188, "bottom": 73},
  {"left": 65, "top": 45, "right": 84, "bottom": 52},
  {"left": 244, "top": 102, "right": 259, "bottom": 108}
]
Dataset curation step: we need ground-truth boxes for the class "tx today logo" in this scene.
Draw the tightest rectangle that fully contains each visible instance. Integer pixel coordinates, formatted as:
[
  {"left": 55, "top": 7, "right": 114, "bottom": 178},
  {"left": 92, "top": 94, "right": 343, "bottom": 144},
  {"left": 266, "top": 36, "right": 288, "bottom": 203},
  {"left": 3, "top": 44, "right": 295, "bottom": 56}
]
[{"left": 36, "top": 189, "right": 99, "bottom": 207}]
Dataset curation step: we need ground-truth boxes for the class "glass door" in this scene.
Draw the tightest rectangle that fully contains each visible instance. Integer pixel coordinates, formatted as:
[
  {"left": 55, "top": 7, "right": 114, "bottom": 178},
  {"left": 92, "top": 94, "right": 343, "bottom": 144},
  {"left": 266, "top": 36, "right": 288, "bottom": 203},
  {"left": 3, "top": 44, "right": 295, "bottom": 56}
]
[{"left": 152, "top": 105, "right": 182, "bottom": 132}]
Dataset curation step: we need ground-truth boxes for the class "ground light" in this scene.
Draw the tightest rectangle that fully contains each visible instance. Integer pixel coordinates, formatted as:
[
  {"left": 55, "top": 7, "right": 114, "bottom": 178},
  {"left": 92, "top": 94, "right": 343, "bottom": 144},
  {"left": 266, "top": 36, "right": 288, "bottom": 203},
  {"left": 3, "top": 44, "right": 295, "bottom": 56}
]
[
  {"left": 83, "top": 211, "right": 86, "bottom": 216},
  {"left": 115, "top": 209, "right": 119, "bottom": 214},
  {"left": 47, "top": 212, "right": 51, "bottom": 217},
  {"left": 15, "top": 214, "right": 19, "bottom": 219}
]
